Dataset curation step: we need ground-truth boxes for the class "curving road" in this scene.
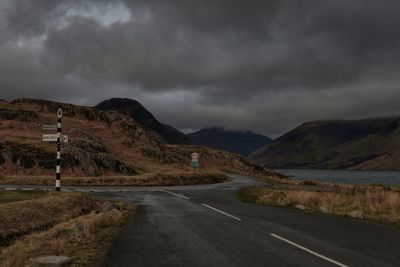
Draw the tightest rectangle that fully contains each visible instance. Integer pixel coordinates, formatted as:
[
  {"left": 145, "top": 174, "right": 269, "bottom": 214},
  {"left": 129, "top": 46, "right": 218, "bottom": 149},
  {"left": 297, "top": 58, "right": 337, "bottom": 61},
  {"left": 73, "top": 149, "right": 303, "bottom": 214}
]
[
  {"left": 100, "top": 174, "right": 400, "bottom": 267},
  {"left": 2, "top": 174, "right": 400, "bottom": 266}
]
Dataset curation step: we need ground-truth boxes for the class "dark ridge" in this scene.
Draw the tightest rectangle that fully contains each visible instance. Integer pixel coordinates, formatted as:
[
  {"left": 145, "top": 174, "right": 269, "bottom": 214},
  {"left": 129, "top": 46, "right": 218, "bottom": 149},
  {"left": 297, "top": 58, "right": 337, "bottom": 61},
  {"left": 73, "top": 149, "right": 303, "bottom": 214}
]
[
  {"left": 188, "top": 127, "right": 271, "bottom": 156},
  {"left": 249, "top": 117, "right": 400, "bottom": 169},
  {"left": 95, "top": 98, "right": 191, "bottom": 144}
]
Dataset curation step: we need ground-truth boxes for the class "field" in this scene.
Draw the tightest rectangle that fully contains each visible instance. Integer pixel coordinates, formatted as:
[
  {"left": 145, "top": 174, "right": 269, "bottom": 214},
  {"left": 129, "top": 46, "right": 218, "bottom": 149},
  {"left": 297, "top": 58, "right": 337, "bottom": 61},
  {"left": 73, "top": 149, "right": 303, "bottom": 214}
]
[{"left": 0, "top": 190, "right": 133, "bottom": 267}]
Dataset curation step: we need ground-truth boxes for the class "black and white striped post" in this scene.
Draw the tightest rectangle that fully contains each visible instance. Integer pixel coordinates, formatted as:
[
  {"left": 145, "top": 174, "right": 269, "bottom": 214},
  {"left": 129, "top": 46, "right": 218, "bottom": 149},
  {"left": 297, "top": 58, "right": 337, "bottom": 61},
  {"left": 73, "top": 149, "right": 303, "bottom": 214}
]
[{"left": 56, "top": 108, "right": 62, "bottom": 191}]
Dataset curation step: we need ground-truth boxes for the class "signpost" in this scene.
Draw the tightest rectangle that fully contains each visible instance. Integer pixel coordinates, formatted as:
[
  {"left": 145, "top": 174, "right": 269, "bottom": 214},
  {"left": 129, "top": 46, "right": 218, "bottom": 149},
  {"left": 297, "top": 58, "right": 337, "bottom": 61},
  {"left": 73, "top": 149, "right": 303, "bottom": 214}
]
[
  {"left": 42, "top": 134, "right": 68, "bottom": 143},
  {"left": 191, "top": 152, "right": 200, "bottom": 168},
  {"left": 42, "top": 125, "right": 57, "bottom": 131},
  {"left": 42, "top": 108, "right": 65, "bottom": 191},
  {"left": 55, "top": 109, "right": 62, "bottom": 191}
]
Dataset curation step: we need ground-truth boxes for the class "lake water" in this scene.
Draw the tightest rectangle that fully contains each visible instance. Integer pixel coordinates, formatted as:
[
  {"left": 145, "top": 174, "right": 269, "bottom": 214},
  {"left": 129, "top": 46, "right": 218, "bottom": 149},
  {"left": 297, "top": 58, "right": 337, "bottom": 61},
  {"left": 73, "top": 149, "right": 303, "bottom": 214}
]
[{"left": 276, "top": 169, "right": 400, "bottom": 186}]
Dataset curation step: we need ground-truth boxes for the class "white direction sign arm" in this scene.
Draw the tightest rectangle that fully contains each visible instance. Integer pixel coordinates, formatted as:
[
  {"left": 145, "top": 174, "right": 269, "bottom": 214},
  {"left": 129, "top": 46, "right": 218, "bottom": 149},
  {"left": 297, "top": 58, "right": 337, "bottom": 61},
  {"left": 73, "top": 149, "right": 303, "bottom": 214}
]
[
  {"left": 42, "top": 125, "right": 57, "bottom": 131},
  {"left": 42, "top": 134, "right": 68, "bottom": 143}
]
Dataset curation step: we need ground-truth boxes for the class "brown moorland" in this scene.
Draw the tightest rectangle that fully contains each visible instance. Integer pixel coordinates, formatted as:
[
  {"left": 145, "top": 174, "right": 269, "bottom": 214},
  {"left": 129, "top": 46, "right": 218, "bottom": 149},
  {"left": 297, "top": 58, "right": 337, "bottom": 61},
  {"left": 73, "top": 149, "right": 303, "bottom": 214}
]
[{"left": 0, "top": 98, "right": 282, "bottom": 185}]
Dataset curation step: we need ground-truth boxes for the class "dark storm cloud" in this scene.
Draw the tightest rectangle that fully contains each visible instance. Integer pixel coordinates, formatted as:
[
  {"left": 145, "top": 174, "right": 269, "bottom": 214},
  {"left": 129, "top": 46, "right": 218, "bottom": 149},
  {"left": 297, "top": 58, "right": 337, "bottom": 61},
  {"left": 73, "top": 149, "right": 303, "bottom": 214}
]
[{"left": 1, "top": 0, "right": 400, "bottom": 137}]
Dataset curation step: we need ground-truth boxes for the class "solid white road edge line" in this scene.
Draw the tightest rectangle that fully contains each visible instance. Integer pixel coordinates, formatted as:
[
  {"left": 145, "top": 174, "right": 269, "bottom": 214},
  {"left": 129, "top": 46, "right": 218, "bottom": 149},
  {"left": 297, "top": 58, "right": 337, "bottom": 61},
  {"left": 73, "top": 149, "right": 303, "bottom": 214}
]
[
  {"left": 201, "top": 203, "right": 242, "bottom": 221},
  {"left": 159, "top": 189, "right": 190, "bottom": 200},
  {"left": 270, "top": 233, "right": 349, "bottom": 267}
]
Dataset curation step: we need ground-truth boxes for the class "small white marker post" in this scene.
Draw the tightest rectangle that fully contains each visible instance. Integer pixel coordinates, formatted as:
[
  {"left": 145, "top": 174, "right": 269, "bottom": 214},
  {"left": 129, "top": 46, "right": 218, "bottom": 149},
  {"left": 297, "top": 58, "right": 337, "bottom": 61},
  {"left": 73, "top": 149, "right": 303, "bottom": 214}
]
[{"left": 42, "top": 109, "right": 67, "bottom": 191}]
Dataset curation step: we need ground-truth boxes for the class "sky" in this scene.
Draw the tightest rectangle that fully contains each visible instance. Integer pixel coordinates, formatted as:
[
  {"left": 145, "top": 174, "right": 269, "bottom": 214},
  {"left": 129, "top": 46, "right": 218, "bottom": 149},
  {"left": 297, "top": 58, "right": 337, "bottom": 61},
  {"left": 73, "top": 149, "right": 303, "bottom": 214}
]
[{"left": 1, "top": 0, "right": 400, "bottom": 138}]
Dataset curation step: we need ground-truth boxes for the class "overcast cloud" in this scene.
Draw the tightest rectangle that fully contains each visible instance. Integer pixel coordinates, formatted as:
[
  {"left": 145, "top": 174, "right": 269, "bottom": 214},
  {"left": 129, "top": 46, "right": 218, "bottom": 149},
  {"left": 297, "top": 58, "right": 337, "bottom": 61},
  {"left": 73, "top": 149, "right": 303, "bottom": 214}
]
[{"left": 1, "top": 0, "right": 400, "bottom": 137}]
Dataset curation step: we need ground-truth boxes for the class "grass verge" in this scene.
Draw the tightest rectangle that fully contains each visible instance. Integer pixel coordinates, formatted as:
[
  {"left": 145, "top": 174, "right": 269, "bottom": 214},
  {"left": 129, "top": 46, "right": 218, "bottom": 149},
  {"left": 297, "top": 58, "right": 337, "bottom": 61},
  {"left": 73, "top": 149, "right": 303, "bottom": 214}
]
[
  {"left": 0, "top": 192, "right": 99, "bottom": 245},
  {"left": 0, "top": 190, "right": 134, "bottom": 266},
  {"left": 239, "top": 184, "right": 400, "bottom": 224},
  {"left": 0, "top": 190, "right": 48, "bottom": 204},
  {"left": 0, "top": 171, "right": 227, "bottom": 186}
]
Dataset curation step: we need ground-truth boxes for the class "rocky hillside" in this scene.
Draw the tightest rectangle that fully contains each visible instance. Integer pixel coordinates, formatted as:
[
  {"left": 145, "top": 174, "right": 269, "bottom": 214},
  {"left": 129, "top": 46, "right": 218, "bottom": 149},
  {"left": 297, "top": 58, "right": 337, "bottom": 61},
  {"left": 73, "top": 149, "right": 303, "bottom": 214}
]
[
  {"left": 188, "top": 127, "right": 271, "bottom": 155},
  {"left": 95, "top": 98, "right": 190, "bottom": 144},
  {"left": 249, "top": 118, "right": 400, "bottom": 170},
  {"left": 0, "top": 98, "right": 274, "bottom": 177}
]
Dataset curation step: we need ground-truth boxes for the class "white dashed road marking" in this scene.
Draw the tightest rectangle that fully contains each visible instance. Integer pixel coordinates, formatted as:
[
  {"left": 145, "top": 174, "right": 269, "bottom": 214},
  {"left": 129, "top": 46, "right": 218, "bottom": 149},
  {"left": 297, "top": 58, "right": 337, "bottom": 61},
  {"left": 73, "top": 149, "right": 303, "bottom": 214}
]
[
  {"left": 201, "top": 203, "right": 242, "bottom": 221},
  {"left": 270, "top": 234, "right": 349, "bottom": 267},
  {"left": 159, "top": 189, "right": 190, "bottom": 200}
]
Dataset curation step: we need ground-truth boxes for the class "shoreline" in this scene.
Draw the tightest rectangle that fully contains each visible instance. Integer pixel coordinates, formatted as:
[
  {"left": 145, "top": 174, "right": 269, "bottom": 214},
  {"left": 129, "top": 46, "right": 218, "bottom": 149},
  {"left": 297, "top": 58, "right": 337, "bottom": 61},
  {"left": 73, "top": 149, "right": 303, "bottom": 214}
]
[{"left": 275, "top": 168, "right": 400, "bottom": 186}]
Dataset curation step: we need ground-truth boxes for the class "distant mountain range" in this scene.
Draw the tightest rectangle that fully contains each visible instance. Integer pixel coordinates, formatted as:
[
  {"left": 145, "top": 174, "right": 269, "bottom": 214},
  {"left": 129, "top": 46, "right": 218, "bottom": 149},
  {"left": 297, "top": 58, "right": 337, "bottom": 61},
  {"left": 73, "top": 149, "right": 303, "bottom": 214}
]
[
  {"left": 95, "top": 98, "right": 190, "bottom": 144},
  {"left": 249, "top": 118, "right": 400, "bottom": 170},
  {"left": 188, "top": 127, "right": 271, "bottom": 156},
  {"left": 6, "top": 97, "right": 399, "bottom": 172}
]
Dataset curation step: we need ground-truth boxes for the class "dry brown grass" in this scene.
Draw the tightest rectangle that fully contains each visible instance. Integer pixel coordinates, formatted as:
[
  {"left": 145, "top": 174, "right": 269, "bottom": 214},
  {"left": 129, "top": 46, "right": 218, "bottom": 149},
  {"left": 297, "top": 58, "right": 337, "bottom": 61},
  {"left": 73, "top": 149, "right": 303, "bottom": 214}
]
[
  {"left": 0, "top": 190, "right": 47, "bottom": 204},
  {"left": 49, "top": 237, "right": 67, "bottom": 256},
  {"left": 0, "top": 206, "right": 133, "bottom": 267},
  {"left": 0, "top": 241, "right": 26, "bottom": 267},
  {"left": 240, "top": 185, "right": 400, "bottom": 223},
  {"left": 0, "top": 192, "right": 100, "bottom": 245},
  {"left": 0, "top": 170, "right": 227, "bottom": 186},
  {"left": 0, "top": 191, "right": 133, "bottom": 267}
]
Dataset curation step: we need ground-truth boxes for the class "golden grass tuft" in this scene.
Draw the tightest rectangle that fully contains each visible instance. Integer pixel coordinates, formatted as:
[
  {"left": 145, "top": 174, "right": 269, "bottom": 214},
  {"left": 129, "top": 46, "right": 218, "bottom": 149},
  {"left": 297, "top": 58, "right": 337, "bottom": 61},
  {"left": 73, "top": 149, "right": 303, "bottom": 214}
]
[
  {"left": 0, "top": 192, "right": 100, "bottom": 244},
  {"left": 0, "top": 241, "right": 26, "bottom": 267},
  {"left": 0, "top": 199, "right": 134, "bottom": 267},
  {"left": 49, "top": 238, "right": 66, "bottom": 256},
  {"left": 240, "top": 185, "right": 400, "bottom": 223}
]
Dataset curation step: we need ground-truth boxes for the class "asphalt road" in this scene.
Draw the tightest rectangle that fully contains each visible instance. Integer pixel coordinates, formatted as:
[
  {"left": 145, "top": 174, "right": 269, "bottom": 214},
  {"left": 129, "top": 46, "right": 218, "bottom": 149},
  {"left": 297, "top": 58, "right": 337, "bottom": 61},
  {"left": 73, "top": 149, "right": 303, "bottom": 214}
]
[{"left": 2, "top": 174, "right": 400, "bottom": 266}]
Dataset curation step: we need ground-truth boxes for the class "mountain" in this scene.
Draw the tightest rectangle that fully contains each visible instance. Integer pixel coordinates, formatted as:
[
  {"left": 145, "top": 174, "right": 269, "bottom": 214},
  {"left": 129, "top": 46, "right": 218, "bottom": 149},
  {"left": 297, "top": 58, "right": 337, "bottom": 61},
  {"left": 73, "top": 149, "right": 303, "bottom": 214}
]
[
  {"left": 188, "top": 127, "right": 271, "bottom": 156},
  {"left": 327, "top": 118, "right": 400, "bottom": 170},
  {"left": 95, "top": 98, "right": 190, "bottom": 144},
  {"left": 0, "top": 98, "right": 274, "bottom": 178},
  {"left": 249, "top": 118, "right": 400, "bottom": 170}
]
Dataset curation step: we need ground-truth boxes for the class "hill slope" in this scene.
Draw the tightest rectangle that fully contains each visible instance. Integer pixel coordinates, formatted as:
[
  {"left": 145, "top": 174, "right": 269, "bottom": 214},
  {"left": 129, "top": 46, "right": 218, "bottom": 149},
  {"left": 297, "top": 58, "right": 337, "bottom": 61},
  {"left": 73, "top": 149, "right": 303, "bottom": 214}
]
[
  {"left": 249, "top": 118, "right": 400, "bottom": 170},
  {"left": 0, "top": 98, "right": 275, "bottom": 179},
  {"left": 327, "top": 118, "right": 400, "bottom": 170},
  {"left": 188, "top": 127, "right": 271, "bottom": 155},
  {"left": 95, "top": 98, "right": 190, "bottom": 144}
]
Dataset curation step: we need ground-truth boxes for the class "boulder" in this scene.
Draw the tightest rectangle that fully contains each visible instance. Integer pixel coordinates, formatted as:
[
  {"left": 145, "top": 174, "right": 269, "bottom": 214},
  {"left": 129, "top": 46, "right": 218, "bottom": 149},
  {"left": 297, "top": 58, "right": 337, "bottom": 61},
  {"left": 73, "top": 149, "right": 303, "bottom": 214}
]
[
  {"left": 347, "top": 210, "right": 364, "bottom": 219},
  {"left": 295, "top": 204, "right": 307, "bottom": 210},
  {"left": 102, "top": 202, "right": 119, "bottom": 212},
  {"left": 75, "top": 222, "right": 85, "bottom": 233},
  {"left": 31, "top": 256, "right": 72, "bottom": 267},
  {"left": 319, "top": 206, "right": 329, "bottom": 213},
  {"left": 108, "top": 208, "right": 122, "bottom": 221},
  {"left": 101, "top": 154, "right": 118, "bottom": 171}
]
